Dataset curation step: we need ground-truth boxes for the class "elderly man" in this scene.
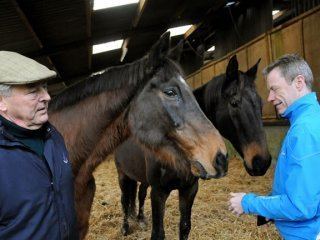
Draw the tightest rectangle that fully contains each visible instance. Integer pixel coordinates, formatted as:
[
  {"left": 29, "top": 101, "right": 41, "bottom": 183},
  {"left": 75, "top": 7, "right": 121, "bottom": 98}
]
[
  {"left": 0, "top": 51, "right": 78, "bottom": 239},
  {"left": 228, "top": 54, "right": 320, "bottom": 240}
]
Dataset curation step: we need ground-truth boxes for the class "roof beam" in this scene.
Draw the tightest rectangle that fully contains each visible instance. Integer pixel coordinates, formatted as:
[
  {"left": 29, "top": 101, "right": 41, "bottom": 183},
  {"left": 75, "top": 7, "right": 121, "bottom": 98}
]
[
  {"left": 9, "top": 0, "right": 60, "bottom": 77},
  {"left": 85, "top": 0, "right": 93, "bottom": 70},
  {"left": 183, "top": 0, "right": 226, "bottom": 41},
  {"left": 26, "top": 23, "right": 168, "bottom": 58},
  {"left": 120, "top": 0, "right": 148, "bottom": 62}
]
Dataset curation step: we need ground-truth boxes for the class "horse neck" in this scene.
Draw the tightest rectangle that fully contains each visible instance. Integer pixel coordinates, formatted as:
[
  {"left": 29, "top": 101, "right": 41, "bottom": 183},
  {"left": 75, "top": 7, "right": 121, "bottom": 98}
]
[
  {"left": 193, "top": 82, "right": 219, "bottom": 126},
  {"left": 72, "top": 107, "right": 131, "bottom": 177},
  {"left": 49, "top": 86, "right": 136, "bottom": 174}
]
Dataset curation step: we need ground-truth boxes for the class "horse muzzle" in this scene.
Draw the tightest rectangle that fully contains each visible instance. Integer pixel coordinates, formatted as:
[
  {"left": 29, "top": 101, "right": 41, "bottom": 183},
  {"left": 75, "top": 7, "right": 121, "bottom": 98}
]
[
  {"left": 191, "top": 152, "right": 228, "bottom": 180},
  {"left": 244, "top": 154, "right": 272, "bottom": 176}
]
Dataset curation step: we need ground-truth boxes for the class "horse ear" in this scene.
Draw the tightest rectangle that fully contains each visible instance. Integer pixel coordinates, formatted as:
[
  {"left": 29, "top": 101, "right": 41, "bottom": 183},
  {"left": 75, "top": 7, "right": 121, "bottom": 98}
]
[
  {"left": 147, "top": 32, "right": 171, "bottom": 70},
  {"left": 246, "top": 58, "right": 261, "bottom": 80},
  {"left": 226, "top": 55, "right": 239, "bottom": 80},
  {"left": 221, "top": 55, "right": 239, "bottom": 93},
  {"left": 168, "top": 40, "right": 183, "bottom": 62}
]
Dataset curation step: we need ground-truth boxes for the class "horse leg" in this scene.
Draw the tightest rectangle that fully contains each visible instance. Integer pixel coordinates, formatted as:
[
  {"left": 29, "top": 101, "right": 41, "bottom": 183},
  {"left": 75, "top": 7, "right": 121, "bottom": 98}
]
[
  {"left": 128, "top": 180, "right": 137, "bottom": 219},
  {"left": 118, "top": 171, "right": 136, "bottom": 236},
  {"left": 178, "top": 180, "right": 199, "bottom": 240},
  {"left": 137, "top": 183, "right": 149, "bottom": 228},
  {"left": 75, "top": 174, "right": 96, "bottom": 240},
  {"left": 151, "top": 187, "right": 170, "bottom": 240}
]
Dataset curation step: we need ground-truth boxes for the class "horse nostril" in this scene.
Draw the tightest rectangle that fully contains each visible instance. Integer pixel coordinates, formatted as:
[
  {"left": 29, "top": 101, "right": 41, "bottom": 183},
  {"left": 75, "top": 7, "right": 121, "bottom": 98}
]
[
  {"left": 251, "top": 154, "right": 272, "bottom": 176},
  {"left": 216, "top": 152, "right": 228, "bottom": 168},
  {"left": 214, "top": 152, "right": 228, "bottom": 177}
]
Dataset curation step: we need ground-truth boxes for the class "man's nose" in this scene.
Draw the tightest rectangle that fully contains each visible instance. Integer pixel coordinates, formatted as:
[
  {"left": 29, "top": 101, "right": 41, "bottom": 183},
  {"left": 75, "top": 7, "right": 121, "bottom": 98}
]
[
  {"left": 39, "top": 87, "right": 51, "bottom": 102},
  {"left": 267, "top": 91, "right": 274, "bottom": 103}
]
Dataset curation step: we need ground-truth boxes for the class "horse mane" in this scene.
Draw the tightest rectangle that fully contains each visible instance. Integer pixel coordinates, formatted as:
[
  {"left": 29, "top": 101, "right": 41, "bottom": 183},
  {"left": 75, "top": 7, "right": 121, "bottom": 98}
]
[
  {"left": 203, "top": 73, "right": 225, "bottom": 111},
  {"left": 49, "top": 55, "right": 149, "bottom": 111}
]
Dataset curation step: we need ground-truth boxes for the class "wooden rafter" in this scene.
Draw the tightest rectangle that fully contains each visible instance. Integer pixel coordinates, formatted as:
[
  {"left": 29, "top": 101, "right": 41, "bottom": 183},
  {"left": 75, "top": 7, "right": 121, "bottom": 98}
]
[
  {"left": 120, "top": 0, "right": 149, "bottom": 62},
  {"left": 9, "top": 0, "right": 60, "bottom": 77},
  {"left": 85, "top": 0, "right": 93, "bottom": 70}
]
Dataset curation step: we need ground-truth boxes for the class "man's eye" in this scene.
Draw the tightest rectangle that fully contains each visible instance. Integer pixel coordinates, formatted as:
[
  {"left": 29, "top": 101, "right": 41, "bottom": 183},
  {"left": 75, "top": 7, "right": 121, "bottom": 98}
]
[
  {"left": 163, "top": 89, "right": 177, "bottom": 97},
  {"left": 42, "top": 84, "right": 48, "bottom": 90}
]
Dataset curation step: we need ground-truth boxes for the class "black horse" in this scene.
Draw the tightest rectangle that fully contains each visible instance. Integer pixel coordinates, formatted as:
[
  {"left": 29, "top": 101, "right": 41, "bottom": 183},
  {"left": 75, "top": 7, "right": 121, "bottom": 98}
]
[{"left": 114, "top": 55, "right": 272, "bottom": 240}]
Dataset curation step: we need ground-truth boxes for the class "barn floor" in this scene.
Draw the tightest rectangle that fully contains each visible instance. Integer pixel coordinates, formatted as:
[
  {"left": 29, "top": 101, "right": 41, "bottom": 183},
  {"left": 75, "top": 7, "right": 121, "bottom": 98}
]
[{"left": 86, "top": 156, "right": 281, "bottom": 240}]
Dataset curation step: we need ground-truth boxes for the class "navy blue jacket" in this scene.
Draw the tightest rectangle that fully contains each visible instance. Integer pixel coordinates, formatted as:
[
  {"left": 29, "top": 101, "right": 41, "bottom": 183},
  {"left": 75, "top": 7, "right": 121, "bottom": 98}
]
[{"left": 0, "top": 121, "right": 78, "bottom": 239}]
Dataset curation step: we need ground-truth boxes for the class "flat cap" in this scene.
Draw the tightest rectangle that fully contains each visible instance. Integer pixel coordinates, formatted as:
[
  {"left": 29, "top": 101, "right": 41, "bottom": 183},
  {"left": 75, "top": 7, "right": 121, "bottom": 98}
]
[{"left": 0, "top": 51, "right": 56, "bottom": 85}]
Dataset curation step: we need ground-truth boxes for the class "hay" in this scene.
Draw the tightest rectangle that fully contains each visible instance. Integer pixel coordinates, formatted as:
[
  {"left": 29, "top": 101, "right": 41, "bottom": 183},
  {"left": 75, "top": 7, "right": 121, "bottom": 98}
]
[{"left": 86, "top": 156, "right": 281, "bottom": 240}]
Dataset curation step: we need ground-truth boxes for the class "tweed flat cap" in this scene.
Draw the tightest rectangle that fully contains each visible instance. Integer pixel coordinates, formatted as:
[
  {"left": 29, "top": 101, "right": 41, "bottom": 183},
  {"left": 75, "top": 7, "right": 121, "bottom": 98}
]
[{"left": 0, "top": 51, "right": 56, "bottom": 85}]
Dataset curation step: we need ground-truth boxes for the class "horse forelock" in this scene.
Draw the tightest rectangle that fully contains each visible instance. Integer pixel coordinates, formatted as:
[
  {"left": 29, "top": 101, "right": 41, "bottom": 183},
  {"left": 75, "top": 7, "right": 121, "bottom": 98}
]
[{"left": 157, "top": 58, "right": 184, "bottom": 80}]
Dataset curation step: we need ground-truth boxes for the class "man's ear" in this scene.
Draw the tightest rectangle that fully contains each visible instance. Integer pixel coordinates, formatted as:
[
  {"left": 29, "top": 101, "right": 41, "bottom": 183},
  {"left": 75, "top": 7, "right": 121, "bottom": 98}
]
[
  {"left": 0, "top": 96, "right": 7, "bottom": 112},
  {"left": 295, "top": 75, "right": 306, "bottom": 91}
]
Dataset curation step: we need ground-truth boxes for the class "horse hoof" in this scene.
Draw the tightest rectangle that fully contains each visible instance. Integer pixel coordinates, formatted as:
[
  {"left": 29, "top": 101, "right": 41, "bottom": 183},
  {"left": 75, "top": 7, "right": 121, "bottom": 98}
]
[
  {"left": 121, "top": 224, "right": 130, "bottom": 236},
  {"left": 138, "top": 219, "right": 148, "bottom": 230},
  {"left": 129, "top": 212, "right": 136, "bottom": 220}
]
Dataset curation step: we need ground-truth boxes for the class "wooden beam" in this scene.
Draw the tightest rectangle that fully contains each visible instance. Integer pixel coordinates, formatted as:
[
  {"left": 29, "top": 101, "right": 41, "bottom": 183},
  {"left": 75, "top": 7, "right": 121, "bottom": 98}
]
[
  {"left": 9, "top": 0, "right": 60, "bottom": 77},
  {"left": 121, "top": 0, "right": 149, "bottom": 62},
  {"left": 26, "top": 23, "right": 168, "bottom": 58},
  {"left": 183, "top": 0, "right": 226, "bottom": 40},
  {"left": 85, "top": 0, "right": 93, "bottom": 70},
  {"left": 133, "top": 0, "right": 148, "bottom": 28}
]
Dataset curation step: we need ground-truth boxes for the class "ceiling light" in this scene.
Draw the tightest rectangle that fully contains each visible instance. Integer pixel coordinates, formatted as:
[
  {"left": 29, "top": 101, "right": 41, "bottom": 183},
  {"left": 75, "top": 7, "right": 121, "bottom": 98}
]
[
  {"left": 93, "top": 0, "right": 139, "bottom": 11},
  {"left": 167, "top": 25, "right": 193, "bottom": 37},
  {"left": 225, "top": 1, "right": 236, "bottom": 7},
  {"left": 272, "top": 10, "right": 280, "bottom": 15},
  {"left": 92, "top": 39, "right": 124, "bottom": 54},
  {"left": 207, "top": 45, "right": 216, "bottom": 52}
]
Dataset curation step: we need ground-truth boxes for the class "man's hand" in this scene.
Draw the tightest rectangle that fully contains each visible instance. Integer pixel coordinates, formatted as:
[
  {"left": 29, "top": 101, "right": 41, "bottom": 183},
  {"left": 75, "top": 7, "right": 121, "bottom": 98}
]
[{"left": 228, "top": 192, "right": 246, "bottom": 216}]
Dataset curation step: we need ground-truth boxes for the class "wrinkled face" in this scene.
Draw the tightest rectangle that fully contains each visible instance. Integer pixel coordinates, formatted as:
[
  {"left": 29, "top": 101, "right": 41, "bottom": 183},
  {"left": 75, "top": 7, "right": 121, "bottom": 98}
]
[
  {"left": 129, "top": 62, "right": 228, "bottom": 179},
  {"left": 266, "top": 67, "right": 299, "bottom": 115},
  {"left": 0, "top": 83, "right": 51, "bottom": 129}
]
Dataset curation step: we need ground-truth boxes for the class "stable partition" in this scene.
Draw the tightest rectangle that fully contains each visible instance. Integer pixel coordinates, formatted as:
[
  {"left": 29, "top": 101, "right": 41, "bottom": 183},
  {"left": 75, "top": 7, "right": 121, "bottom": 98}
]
[{"left": 187, "top": 6, "right": 320, "bottom": 122}]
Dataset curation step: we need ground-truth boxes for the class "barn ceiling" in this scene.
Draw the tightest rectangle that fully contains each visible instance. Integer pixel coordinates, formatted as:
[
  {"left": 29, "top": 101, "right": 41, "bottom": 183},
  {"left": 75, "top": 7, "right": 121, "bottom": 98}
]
[{"left": 0, "top": 0, "right": 317, "bottom": 93}]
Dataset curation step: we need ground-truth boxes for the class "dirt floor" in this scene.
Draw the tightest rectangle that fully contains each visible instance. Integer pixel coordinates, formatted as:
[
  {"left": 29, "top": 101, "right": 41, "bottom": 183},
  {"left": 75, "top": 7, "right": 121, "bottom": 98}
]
[{"left": 86, "top": 156, "right": 281, "bottom": 240}]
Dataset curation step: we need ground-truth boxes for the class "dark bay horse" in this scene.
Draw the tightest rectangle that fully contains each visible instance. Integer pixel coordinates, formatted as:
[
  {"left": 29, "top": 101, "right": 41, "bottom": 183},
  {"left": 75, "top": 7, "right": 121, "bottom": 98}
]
[
  {"left": 48, "top": 32, "right": 228, "bottom": 239},
  {"left": 114, "top": 55, "right": 272, "bottom": 239}
]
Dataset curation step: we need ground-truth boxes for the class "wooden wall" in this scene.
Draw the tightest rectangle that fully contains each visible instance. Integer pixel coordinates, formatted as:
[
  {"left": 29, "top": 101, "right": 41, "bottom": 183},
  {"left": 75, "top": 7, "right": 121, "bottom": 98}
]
[{"left": 186, "top": 6, "right": 320, "bottom": 121}]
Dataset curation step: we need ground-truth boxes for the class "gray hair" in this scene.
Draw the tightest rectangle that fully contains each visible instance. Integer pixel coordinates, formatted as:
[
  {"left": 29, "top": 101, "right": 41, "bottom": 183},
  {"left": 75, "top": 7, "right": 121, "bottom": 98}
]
[
  {"left": 0, "top": 84, "right": 12, "bottom": 97},
  {"left": 262, "top": 54, "right": 313, "bottom": 90}
]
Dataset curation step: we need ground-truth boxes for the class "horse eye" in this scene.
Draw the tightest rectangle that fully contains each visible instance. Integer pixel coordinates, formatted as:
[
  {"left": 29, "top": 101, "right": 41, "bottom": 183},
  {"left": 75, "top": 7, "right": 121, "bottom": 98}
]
[
  {"left": 230, "top": 97, "right": 241, "bottom": 107},
  {"left": 230, "top": 100, "right": 238, "bottom": 107},
  {"left": 163, "top": 89, "right": 177, "bottom": 97}
]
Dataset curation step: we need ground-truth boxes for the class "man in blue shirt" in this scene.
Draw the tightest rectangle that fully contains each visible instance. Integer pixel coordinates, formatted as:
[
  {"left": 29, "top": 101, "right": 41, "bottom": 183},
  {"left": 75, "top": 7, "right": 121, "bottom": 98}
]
[
  {"left": 229, "top": 54, "right": 320, "bottom": 240},
  {"left": 0, "top": 51, "right": 78, "bottom": 239}
]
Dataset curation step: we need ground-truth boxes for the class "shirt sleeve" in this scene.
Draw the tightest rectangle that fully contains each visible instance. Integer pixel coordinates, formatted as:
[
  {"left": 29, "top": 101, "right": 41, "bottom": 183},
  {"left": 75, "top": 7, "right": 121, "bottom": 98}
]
[{"left": 241, "top": 126, "right": 320, "bottom": 221}]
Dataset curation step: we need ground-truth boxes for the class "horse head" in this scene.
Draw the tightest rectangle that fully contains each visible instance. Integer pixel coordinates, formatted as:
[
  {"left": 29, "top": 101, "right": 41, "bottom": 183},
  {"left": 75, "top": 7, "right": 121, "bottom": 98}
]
[
  {"left": 128, "top": 35, "right": 228, "bottom": 179},
  {"left": 205, "top": 55, "right": 271, "bottom": 176}
]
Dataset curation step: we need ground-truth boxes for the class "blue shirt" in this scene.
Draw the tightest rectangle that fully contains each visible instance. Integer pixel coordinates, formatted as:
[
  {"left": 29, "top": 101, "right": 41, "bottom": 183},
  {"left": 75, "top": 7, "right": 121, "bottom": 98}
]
[{"left": 242, "top": 92, "right": 320, "bottom": 240}]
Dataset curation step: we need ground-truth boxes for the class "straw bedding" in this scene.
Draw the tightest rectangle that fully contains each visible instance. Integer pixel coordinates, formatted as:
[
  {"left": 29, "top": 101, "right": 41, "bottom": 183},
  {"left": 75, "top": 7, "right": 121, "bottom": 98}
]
[{"left": 86, "top": 156, "right": 281, "bottom": 240}]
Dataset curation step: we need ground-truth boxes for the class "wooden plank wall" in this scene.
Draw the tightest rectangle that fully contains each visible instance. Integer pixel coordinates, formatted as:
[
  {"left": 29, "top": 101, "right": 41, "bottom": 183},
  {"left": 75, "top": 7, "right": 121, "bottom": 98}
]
[{"left": 186, "top": 6, "right": 320, "bottom": 121}]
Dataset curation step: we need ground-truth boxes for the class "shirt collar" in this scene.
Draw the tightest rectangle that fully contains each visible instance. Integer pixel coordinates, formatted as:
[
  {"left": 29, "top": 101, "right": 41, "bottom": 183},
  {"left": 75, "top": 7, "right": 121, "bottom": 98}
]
[{"left": 281, "top": 92, "right": 318, "bottom": 124}]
